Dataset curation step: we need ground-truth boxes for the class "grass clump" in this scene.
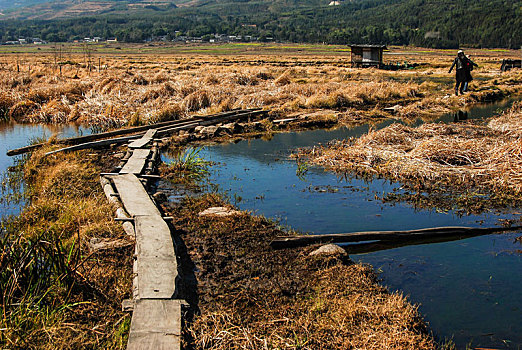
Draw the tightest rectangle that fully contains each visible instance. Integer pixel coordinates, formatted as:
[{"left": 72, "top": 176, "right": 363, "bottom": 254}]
[
  {"left": 0, "top": 148, "right": 132, "bottom": 349},
  {"left": 161, "top": 147, "right": 211, "bottom": 184},
  {"left": 298, "top": 102, "right": 522, "bottom": 213}
]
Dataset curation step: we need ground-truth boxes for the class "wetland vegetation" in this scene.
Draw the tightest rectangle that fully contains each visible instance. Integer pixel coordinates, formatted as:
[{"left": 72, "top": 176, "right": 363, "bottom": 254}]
[{"left": 0, "top": 44, "right": 521, "bottom": 349}]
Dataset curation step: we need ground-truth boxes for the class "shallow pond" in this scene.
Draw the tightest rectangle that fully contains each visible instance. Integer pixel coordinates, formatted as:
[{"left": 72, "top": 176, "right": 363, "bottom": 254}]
[
  {"left": 0, "top": 122, "right": 89, "bottom": 218},
  {"left": 163, "top": 99, "right": 522, "bottom": 348}
]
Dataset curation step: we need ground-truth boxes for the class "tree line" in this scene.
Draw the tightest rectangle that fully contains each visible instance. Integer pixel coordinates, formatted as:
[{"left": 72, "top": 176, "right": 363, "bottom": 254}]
[{"left": 0, "top": 0, "right": 520, "bottom": 48}]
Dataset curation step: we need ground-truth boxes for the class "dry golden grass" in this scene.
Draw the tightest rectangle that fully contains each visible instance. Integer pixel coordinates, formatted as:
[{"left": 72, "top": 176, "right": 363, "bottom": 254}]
[
  {"left": 0, "top": 46, "right": 520, "bottom": 129},
  {"left": 0, "top": 148, "right": 132, "bottom": 349},
  {"left": 172, "top": 193, "right": 437, "bottom": 350},
  {"left": 191, "top": 264, "right": 435, "bottom": 350},
  {"left": 300, "top": 102, "right": 522, "bottom": 203}
]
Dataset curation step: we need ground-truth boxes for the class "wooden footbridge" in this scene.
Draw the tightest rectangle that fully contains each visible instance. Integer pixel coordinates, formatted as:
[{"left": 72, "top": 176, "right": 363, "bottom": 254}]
[
  {"left": 97, "top": 110, "right": 266, "bottom": 349},
  {"left": 4, "top": 109, "right": 269, "bottom": 349},
  {"left": 101, "top": 132, "right": 181, "bottom": 349}
]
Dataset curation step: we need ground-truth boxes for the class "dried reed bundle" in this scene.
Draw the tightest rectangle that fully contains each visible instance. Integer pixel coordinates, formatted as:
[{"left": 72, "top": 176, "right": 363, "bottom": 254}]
[{"left": 305, "top": 103, "right": 522, "bottom": 200}]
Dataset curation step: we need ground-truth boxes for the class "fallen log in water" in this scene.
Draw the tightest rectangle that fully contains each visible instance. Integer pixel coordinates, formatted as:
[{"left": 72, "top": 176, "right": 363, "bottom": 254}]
[
  {"left": 270, "top": 226, "right": 522, "bottom": 249},
  {"left": 7, "top": 108, "right": 260, "bottom": 156},
  {"left": 341, "top": 233, "right": 489, "bottom": 255}
]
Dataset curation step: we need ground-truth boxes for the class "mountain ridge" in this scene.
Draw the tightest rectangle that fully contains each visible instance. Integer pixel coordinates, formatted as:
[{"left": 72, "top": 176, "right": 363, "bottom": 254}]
[
  {"left": 0, "top": 0, "right": 180, "bottom": 18},
  {"left": 0, "top": 0, "right": 520, "bottom": 48}
]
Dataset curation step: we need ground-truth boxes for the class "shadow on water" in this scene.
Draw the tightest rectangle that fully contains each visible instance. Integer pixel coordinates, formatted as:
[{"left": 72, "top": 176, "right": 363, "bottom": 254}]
[
  {"left": 161, "top": 97, "right": 522, "bottom": 349},
  {"left": 340, "top": 230, "right": 518, "bottom": 255}
]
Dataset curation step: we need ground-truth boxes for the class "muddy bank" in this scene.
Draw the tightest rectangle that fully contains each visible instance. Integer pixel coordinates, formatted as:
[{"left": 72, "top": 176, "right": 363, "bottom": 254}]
[{"left": 158, "top": 191, "right": 438, "bottom": 349}]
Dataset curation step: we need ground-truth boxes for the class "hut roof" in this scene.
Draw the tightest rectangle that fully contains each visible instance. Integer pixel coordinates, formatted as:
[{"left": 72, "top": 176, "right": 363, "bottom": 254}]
[{"left": 349, "top": 44, "right": 388, "bottom": 50}]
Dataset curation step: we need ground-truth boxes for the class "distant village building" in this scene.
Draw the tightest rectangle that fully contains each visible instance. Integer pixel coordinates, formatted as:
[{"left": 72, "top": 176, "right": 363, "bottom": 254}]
[
  {"left": 424, "top": 31, "right": 441, "bottom": 39},
  {"left": 107, "top": 38, "right": 118, "bottom": 43},
  {"left": 329, "top": 1, "right": 341, "bottom": 5},
  {"left": 349, "top": 44, "right": 387, "bottom": 68}
]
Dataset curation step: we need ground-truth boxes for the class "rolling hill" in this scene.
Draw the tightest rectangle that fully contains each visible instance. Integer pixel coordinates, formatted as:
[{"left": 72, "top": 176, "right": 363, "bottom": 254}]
[
  {"left": 0, "top": 0, "right": 520, "bottom": 48},
  {"left": 0, "top": 0, "right": 180, "bottom": 19}
]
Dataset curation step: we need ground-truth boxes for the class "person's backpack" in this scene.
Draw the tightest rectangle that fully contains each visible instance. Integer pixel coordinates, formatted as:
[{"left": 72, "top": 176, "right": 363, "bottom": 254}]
[{"left": 466, "top": 59, "right": 473, "bottom": 71}]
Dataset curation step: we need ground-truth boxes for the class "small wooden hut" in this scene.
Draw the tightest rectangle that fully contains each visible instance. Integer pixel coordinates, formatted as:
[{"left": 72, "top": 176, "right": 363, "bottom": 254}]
[{"left": 350, "top": 44, "right": 387, "bottom": 68}]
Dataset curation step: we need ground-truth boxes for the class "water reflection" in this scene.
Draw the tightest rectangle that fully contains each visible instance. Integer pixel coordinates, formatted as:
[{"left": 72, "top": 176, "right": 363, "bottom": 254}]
[
  {"left": 453, "top": 110, "right": 469, "bottom": 122},
  {"left": 0, "top": 122, "right": 89, "bottom": 218}
]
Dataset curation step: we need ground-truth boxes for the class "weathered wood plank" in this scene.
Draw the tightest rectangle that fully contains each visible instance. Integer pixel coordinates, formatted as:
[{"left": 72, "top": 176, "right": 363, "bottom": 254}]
[
  {"left": 120, "top": 149, "right": 152, "bottom": 175},
  {"left": 135, "top": 216, "right": 175, "bottom": 259},
  {"left": 134, "top": 217, "right": 177, "bottom": 299},
  {"left": 136, "top": 257, "right": 177, "bottom": 299},
  {"left": 100, "top": 176, "right": 135, "bottom": 237},
  {"left": 127, "top": 299, "right": 181, "bottom": 350},
  {"left": 45, "top": 134, "right": 143, "bottom": 156},
  {"left": 129, "top": 129, "right": 158, "bottom": 149},
  {"left": 112, "top": 174, "right": 162, "bottom": 217},
  {"left": 271, "top": 225, "right": 522, "bottom": 248}
]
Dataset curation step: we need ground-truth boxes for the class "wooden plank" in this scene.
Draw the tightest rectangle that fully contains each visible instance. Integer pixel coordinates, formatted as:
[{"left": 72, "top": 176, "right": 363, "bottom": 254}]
[
  {"left": 112, "top": 174, "right": 162, "bottom": 217},
  {"left": 271, "top": 226, "right": 522, "bottom": 249},
  {"left": 134, "top": 216, "right": 177, "bottom": 299},
  {"left": 120, "top": 149, "right": 152, "bottom": 175},
  {"left": 45, "top": 134, "right": 143, "bottom": 156},
  {"left": 135, "top": 216, "right": 175, "bottom": 259},
  {"left": 154, "top": 110, "right": 268, "bottom": 138},
  {"left": 127, "top": 299, "right": 181, "bottom": 350},
  {"left": 129, "top": 129, "right": 157, "bottom": 149},
  {"left": 112, "top": 175, "right": 178, "bottom": 299},
  {"left": 136, "top": 257, "right": 177, "bottom": 299}
]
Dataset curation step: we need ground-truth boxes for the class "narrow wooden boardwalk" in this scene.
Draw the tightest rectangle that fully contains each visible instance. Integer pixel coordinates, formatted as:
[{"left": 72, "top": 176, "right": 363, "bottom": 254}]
[{"left": 101, "top": 131, "right": 182, "bottom": 349}]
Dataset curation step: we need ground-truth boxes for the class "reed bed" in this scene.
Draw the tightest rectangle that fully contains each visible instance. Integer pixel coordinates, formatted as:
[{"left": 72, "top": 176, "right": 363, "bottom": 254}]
[
  {"left": 0, "top": 148, "right": 132, "bottom": 349},
  {"left": 0, "top": 49, "right": 519, "bottom": 130},
  {"left": 299, "top": 102, "right": 522, "bottom": 208}
]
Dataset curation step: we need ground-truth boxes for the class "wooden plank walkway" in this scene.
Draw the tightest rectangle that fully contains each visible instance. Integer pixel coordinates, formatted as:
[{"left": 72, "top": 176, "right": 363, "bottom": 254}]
[
  {"left": 120, "top": 149, "right": 153, "bottom": 175},
  {"left": 127, "top": 300, "right": 181, "bottom": 350},
  {"left": 129, "top": 129, "right": 157, "bottom": 149},
  {"left": 103, "top": 131, "right": 182, "bottom": 349}
]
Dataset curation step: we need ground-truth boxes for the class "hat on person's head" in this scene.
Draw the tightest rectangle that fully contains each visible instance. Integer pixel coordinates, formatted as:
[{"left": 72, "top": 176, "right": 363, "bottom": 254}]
[{"left": 458, "top": 50, "right": 464, "bottom": 54}]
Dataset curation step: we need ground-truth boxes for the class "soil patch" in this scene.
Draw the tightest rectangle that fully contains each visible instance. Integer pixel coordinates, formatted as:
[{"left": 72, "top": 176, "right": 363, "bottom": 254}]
[{"left": 164, "top": 193, "right": 437, "bottom": 349}]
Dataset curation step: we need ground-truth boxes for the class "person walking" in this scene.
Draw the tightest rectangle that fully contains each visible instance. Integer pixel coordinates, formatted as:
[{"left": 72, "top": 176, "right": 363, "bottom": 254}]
[{"left": 449, "top": 50, "right": 477, "bottom": 95}]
